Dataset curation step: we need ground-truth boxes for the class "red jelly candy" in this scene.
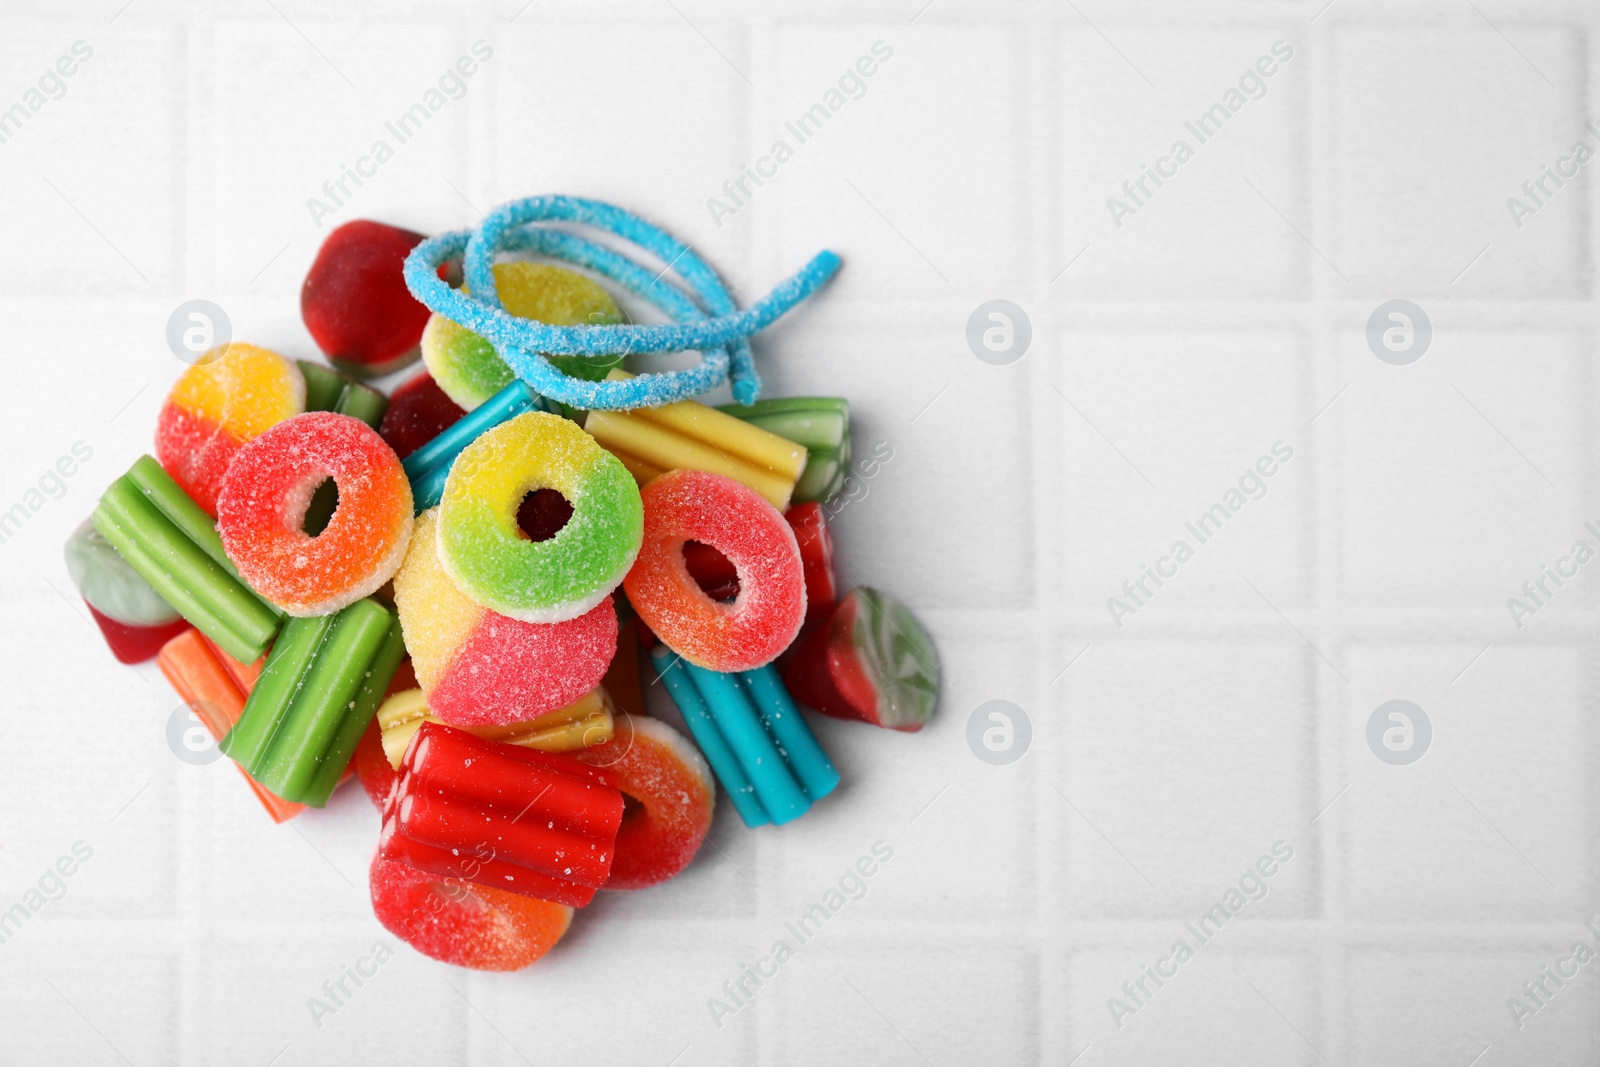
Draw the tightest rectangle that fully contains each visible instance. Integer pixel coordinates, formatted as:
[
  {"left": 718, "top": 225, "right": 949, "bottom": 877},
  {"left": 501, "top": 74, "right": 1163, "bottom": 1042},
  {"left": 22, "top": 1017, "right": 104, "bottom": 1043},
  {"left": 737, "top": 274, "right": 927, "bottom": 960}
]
[
  {"left": 379, "top": 723, "right": 624, "bottom": 907},
  {"left": 369, "top": 854, "right": 572, "bottom": 972},
  {"left": 574, "top": 714, "right": 714, "bottom": 890},
  {"left": 785, "top": 502, "right": 837, "bottom": 625},
  {"left": 783, "top": 587, "right": 939, "bottom": 733},
  {"left": 301, "top": 220, "right": 433, "bottom": 378},
  {"left": 85, "top": 601, "right": 188, "bottom": 665},
  {"left": 601, "top": 622, "right": 646, "bottom": 720},
  {"left": 379, "top": 372, "right": 466, "bottom": 460},
  {"left": 354, "top": 718, "right": 398, "bottom": 811}
]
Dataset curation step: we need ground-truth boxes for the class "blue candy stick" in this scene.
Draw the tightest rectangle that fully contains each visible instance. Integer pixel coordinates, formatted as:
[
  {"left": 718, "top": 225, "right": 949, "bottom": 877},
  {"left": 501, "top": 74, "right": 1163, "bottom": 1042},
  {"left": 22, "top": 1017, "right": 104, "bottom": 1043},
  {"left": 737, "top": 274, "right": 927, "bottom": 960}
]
[
  {"left": 740, "top": 664, "right": 839, "bottom": 803},
  {"left": 401, "top": 379, "right": 542, "bottom": 512},
  {"left": 652, "top": 646, "right": 770, "bottom": 828},
  {"left": 681, "top": 662, "right": 811, "bottom": 826}
]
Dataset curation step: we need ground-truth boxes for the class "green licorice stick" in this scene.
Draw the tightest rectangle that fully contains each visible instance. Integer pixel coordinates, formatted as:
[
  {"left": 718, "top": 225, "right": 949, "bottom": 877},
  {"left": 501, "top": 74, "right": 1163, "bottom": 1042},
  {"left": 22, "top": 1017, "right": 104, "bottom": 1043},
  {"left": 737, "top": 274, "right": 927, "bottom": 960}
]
[
  {"left": 222, "top": 613, "right": 329, "bottom": 771},
  {"left": 124, "top": 458, "right": 283, "bottom": 625},
  {"left": 260, "top": 599, "right": 393, "bottom": 804},
  {"left": 302, "top": 616, "right": 405, "bottom": 806},
  {"left": 124, "top": 457, "right": 280, "bottom": 619},
  {"left": 334, "top": 381, "right": 389, "bottom": 429},
  {"left": 793, "top": 448, "right": 841, "bottom": 504},
  {"left": 717, "top": 398, "right": 849, "bottom": 452},
  {"left": 300, "top": 360, "right": 390, "bottom": 429},
  {"left": 298, "top": 360, "right": 346, "bottom": 413},
  {"left": 719, "top": 399, "right": 851, "bottom": 503},
  {"left": 93, "top": 480, "right": 277, "bottom": 662},
  {"left": 92, "top": 497, "right": 250, "bottom": 660},
  {"left": 747, "top": 410, "right": 847, "bottom": 454}
]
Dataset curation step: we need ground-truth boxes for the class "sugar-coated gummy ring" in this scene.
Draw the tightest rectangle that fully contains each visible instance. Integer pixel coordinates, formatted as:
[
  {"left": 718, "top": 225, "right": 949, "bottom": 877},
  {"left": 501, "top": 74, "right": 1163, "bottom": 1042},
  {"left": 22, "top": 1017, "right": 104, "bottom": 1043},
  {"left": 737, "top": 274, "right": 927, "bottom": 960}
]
[
  {"left": 395, "top": 509, "right": 620, "bottom": 727},
  {"left": 574, "top": 714, "right": 714, "bottom": 890},
  {"left": 623, "top": 469, "right": 805, "bottom": 673},
  {"left": 155, "top": 343, "right": 305, "bottom": 515},
  {"left": 217, "top": 412, "right": 413, "bottom": 617},
  {"left": 436, "top": 411, "right": 642, "bottom": 623},
  {"left": 369, "top": 853, "right": 572, "bottom": 972},
  {"left": 401, "top": 195, "right": 841, "bottom": 409}
]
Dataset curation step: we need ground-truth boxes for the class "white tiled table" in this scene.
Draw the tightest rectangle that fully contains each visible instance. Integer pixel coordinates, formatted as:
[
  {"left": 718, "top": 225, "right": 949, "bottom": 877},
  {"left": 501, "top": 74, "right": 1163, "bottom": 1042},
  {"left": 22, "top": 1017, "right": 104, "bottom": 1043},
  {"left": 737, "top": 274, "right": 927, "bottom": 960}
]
[{"left": 1, "top": 1, "right": 1596, "bottom": 1064}]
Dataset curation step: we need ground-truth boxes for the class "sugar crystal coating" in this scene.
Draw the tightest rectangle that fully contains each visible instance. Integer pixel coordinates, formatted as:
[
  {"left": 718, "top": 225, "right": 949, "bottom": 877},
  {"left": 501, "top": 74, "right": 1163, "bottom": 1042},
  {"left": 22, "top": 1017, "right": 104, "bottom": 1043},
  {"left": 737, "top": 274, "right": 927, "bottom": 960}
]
[
  {"left": 216, "top": 411, "right": 413, "bottom": 616},
  {"left": 623, "top": 469, "right": 805, "bottom": 672},
  {"left": 574, "top": 714, "right": 714, "bottom": 890},
  {"left": 394, "top": 508, "right": 617, "bottom": 726},
  {"left": 436, "top": 411, "right": 642, "bottom": 623},
  {"left": 155, "top": 343, "right": 305, "bottom": 514},
  {"left": 422, "top": 262, "right": 624, "bottom": 410},
  {"left": 370, "top": 853, "right": 572, "bottom": 971}
]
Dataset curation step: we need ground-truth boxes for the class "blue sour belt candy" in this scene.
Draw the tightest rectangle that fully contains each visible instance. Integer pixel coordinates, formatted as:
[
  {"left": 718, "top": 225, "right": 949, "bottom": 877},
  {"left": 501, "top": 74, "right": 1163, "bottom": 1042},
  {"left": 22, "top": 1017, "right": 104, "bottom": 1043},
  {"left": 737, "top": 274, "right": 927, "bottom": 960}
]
[{"left": 403, "top": 195, "right": 840, "bottom": 410}]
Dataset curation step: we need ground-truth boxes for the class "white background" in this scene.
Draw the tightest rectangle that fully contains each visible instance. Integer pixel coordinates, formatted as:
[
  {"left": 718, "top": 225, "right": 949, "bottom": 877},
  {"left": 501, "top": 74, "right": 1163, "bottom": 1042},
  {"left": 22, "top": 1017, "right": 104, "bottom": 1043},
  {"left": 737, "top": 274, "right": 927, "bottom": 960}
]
[{"left": 0, "top": 0, "right": 1595, "bottom": 1064}]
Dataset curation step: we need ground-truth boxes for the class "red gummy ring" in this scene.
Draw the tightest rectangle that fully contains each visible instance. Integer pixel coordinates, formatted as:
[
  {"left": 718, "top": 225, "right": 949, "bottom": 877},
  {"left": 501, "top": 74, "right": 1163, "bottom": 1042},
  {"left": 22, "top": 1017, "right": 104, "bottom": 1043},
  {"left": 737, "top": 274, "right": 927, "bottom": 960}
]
[
  {"left": 575, "top": 714, "right": 714, "bottom": 890},
  {"left": 217, "top": 412, "right": 413, "bottom": 616},
  {"left": 623, "top": 469, "right": 804, "bottom": 672},
  {"left": 369, "top": 854, "right": 571, "bottom": 972}
]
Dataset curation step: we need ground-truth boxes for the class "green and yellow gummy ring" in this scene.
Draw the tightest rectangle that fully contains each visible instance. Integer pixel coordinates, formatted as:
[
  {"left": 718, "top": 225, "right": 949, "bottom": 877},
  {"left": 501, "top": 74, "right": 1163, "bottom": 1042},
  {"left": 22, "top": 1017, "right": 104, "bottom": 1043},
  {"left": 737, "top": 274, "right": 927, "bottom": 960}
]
[{"left": 436, "top": 411, "right": 642, "bottom": 623}]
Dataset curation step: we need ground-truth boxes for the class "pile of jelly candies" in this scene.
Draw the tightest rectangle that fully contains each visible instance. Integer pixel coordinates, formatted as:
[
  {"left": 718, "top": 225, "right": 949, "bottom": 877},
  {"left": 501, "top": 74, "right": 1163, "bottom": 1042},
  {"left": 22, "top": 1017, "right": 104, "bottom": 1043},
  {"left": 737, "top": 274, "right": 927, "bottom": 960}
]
[{"left": 69, "top": 203, "right": 940, "bottom": 971}]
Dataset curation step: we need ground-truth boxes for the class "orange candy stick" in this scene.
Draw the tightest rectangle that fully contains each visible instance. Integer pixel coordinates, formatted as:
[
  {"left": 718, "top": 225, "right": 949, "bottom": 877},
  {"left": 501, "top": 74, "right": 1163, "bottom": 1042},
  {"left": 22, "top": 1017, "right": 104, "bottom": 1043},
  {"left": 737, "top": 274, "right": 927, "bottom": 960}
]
[{"left": 156, "top": 628, "right": 304, "bottom": 823}]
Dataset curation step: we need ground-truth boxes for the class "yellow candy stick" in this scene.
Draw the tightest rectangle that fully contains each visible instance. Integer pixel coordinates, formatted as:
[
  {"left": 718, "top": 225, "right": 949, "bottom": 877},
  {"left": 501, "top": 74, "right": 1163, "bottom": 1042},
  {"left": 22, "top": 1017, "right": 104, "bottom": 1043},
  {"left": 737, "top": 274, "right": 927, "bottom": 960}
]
[
  {"left": 612, "top": 451, "right": 668, "bottom": 487},
  {"left": 582, "top": 370, "right": 806, "bottom": 510},
  {"left": 623, "top": 391, "right": 806, "bottom": 482},
  {"left": 585, "top": 369, "right": 812, "bottom": 511},
  {"left": 584, "top": 408, "right": 796, "bottom": 510},
  {"left": 378, "top": 687, "right": 616, "bottom": 769}
]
